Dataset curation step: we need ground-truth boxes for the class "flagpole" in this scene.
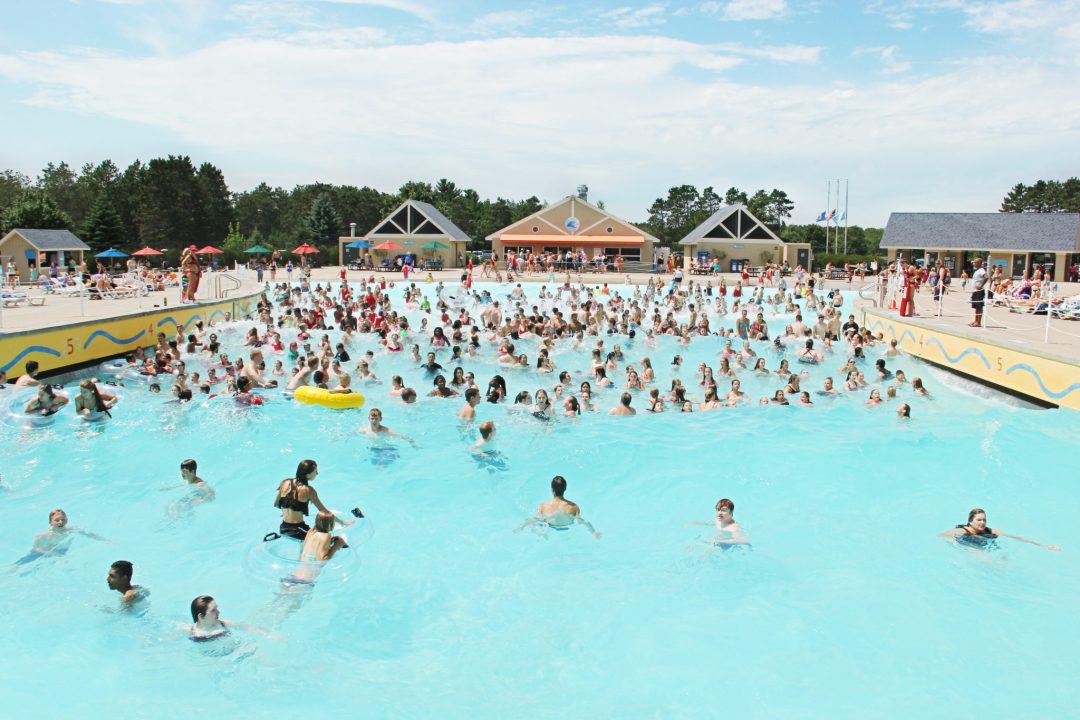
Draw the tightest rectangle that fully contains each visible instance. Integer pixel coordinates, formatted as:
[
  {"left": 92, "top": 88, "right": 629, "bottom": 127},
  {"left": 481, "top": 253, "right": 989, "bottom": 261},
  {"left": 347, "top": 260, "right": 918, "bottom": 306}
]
[
  {"left": 843, "top": 179, "right": 849, "bottom": 255},
  {"left": 826, "top": 180, "right": 831, "bottom": 255}
]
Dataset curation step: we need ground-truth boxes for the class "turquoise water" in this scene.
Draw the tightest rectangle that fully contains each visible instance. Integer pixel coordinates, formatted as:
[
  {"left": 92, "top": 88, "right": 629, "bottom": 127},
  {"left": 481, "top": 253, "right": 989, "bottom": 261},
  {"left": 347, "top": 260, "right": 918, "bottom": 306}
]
[{"left": 2, "top": 282, "right": 1078, "bottom": 718}]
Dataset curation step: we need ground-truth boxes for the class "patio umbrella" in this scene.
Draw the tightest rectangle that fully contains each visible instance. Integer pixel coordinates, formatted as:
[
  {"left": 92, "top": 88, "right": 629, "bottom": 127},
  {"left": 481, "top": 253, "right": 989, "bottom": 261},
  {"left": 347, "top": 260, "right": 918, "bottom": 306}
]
[
  {"left": 292, "top": 243, "right": 319, "bottom": 255},
  {"left": 244, "top": 244, "right": 271, "bottom": 254},
  {"left": 421, "top": 241, "right": 449, "bottom": 250},
  {"left": 346, "top": 240, "right": 372, "bottom": 249},
  {"left": 195, "top": 245, "right": 224, "bottom": 254},
  {"left": 131, "top": 247, "right": 163, "bottom": 256},
  {"left": 373, "top": 241, "right": 403, "bottom": 251},
  {"left": 95, "top": 248, "right": 129, "bottom": 258}
]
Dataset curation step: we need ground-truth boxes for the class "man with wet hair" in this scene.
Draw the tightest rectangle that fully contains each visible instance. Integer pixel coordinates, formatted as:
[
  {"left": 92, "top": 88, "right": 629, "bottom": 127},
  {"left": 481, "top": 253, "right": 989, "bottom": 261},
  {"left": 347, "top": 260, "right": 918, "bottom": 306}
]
[{"left": 517, "top": 475, "right": 600, "bottom": 539}]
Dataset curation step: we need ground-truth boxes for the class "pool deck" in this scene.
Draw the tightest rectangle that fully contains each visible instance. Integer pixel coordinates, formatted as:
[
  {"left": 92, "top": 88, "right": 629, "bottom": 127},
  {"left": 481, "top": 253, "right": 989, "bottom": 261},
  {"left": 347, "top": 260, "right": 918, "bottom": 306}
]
[
  {"left": 857, "top": 283, "right": 1080, "bottom": 410},
  {"left": 0, "top": 272, "right": 265, "bottom": 375}
]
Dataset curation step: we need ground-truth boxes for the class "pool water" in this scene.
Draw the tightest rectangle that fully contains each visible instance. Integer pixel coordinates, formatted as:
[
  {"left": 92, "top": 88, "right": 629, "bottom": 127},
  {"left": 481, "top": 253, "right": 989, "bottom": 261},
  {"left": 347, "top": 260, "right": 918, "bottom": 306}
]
[{"left": 2, "top": 282, "right": 1078, "bottom": 718}]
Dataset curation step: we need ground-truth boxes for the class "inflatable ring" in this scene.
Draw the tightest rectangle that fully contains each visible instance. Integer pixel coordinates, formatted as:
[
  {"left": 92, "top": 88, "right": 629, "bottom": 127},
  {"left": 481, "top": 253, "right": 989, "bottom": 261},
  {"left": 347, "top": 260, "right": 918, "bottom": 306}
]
[
  {"left": 100, "top": 359, "right": 128, "bottom": 375},
  {"left": 293, "top": 386, "right": 365, "bottom": 410},
  {"left": 242, "top": 519, "right": 371, "bottom": 588},
  {"left": 4, "top": 389, "right": 66, "bottom": 428},
  {"left": 440, "top": 288, "right": 469, "bottom": 309}
]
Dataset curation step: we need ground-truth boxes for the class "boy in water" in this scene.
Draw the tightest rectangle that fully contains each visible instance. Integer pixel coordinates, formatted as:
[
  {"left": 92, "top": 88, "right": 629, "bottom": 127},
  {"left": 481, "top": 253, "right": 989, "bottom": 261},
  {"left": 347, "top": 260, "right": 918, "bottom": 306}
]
[{"left": 517, "top": 475, "right": 601, "bottom": 539}]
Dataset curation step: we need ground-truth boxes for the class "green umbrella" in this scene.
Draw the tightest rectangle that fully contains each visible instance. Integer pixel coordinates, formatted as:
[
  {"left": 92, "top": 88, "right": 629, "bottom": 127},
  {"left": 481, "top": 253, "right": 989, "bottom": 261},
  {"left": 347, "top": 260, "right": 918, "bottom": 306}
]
[
  {"left": 245, "top": 245, "right": 271, "bottom": 254},
  {"left": 421, "top": 241, "right": 449, "bottom": 249}
]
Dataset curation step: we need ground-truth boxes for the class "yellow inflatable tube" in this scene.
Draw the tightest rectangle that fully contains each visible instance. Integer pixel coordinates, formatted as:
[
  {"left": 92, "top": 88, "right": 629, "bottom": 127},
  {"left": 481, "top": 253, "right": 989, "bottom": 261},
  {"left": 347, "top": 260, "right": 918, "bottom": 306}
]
[{"left": 293, "top": 386, "right": 366, "bottom": 410}]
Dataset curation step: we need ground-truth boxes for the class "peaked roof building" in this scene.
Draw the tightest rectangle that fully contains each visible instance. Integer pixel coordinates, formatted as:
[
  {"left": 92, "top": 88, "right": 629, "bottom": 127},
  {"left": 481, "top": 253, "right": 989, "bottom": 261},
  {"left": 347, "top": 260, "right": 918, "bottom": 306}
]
[
  {"left": 486, "top": 195, "right": 659, "bottom": 267},
  {"left": 678, "top": 205, "right": 811, "bottom": 272},
  {"left": 338, "top": 199, "right": 472, "bottom": 268}
]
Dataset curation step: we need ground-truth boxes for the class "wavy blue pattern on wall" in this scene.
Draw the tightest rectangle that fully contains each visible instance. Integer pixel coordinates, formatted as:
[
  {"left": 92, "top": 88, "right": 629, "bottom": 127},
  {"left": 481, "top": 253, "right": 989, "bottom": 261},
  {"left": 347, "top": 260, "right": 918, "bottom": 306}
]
[
  {"left": 83, "top": 329, "right": 147, "bottom": 350},
  {"left": 922, "top": 337, "right": 992, "bottom": 369},
  {"left": 1, "top": 345, "right": 62, "bottom": 373},
  {"left": 156, "top": 315, "right": 203, "bottom": 332},
  {"left": 1005, "top": 364, "right": 1080, "bottom": 400}
]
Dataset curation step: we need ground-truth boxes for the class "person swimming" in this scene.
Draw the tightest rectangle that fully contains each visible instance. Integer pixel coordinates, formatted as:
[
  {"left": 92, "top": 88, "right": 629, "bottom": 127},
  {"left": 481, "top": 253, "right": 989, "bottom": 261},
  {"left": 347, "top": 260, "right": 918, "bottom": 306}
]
[
  {"left": 940, "top": 508, "right": 1060, "bottom": 551},
  {"left": 13, "top": 509, "right": 105, "bottom": 566},
  {"left": 516, "top": 475, "right": 600, "bottom": 538}
]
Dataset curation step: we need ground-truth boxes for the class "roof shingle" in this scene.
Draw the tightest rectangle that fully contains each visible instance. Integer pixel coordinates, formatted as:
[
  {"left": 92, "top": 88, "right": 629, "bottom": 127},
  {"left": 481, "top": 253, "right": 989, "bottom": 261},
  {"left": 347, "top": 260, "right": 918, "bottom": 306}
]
[{"left": 881, "top": 213, "right": 1080, "bottom": 252}]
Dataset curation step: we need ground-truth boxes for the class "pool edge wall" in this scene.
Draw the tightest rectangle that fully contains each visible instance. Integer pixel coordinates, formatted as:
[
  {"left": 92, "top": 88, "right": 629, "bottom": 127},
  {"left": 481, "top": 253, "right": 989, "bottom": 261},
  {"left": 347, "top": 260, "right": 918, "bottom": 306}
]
[
  {"left": 861, "top": 307, "right": 1080, "bottom": 411},
  {"left": 0, "top": 291, "right": 262, "bottom": 375}
]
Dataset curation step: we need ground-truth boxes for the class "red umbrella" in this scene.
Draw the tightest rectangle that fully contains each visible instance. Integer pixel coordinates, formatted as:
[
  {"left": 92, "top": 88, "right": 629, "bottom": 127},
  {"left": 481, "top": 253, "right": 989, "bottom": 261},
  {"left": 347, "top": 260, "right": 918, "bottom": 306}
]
[
  {"left": 292, "top": 244, "right": 319, "bottom": 255},
  {"left": 131, "top": 247, "right": 163, "bottom": 256},
  {"left": 195, "top": 245, "right": 224, "bottom": 254},
  {"left": 373, "top": 241, "right": 403, "bottom": 251}
]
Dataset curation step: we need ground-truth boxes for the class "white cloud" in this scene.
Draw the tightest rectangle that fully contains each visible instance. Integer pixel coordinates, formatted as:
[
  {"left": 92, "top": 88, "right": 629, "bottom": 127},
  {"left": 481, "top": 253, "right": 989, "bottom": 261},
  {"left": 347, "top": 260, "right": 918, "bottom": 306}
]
[
  {"left": 317, "top": 0, "right": 436, "bottom": 23},
  {"left": 0, "top": 32, "right": 1076, "bottom": 224},
  {"left": 853, "top": 45, "right": 912, "bottom": 74},
  {"left": 699, "top": 0, "right": 788, "bottom": 21},
  {"left": 467, "top": 9, "right": 545, "bottom": 36},
  {"left": 602, "top": 5, "right": 667, "bottom": 29}
]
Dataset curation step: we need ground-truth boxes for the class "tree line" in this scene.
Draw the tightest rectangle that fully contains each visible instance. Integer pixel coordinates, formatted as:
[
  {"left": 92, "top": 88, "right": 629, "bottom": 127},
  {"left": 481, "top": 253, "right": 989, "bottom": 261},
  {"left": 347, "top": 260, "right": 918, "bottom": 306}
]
[
  {"left": 1000, "top": 178, "right": 1080, "bottom": 213},
  {"left": 0, "top": 156, "right": 888, "bottom": 264}
]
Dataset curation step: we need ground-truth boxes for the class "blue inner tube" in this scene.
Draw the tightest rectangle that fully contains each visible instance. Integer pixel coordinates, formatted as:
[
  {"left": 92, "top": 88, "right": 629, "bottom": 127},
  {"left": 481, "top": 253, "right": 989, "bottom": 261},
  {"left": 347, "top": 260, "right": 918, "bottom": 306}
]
[{"left": 4, "top": 389, "right": 65, "bottom": 428}]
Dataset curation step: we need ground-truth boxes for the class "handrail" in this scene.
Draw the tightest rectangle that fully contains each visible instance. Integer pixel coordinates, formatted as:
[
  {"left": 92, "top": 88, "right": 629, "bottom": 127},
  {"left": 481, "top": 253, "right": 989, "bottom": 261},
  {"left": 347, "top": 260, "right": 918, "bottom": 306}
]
[
  {"left": 857, "top": 278, "right": 881, "bottom": 307},
  {"left": 215, "top": 273, "right": 241, "bottom": 299}
]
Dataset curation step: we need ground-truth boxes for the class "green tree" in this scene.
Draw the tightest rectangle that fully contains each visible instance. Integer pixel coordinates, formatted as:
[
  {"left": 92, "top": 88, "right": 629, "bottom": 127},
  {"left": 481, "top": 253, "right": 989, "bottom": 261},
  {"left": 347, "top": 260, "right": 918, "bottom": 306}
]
[
  {"left": 195, "top": 162, "right": 232, "bottom": 244},
  {"left": 80, "top": 194, "right": 125, "bottom": 252},
  {"left": 38, "top": 162, "right": 92, "bottom": 228},
  {"left": 1, "top": 188, "right": 72, "bottom": 234},
  {"left": 307, "top": 192, "right": 343, "bottom": 247},
  {"left": 0, "top": 170, "right": 31, "bottom": 214},
  {"left": 1000, "top": 178, "right": 1080, "bottom": 212},
  {"left": 234, "top": 182, "right": 290, "bottom": 240},
  {"left": 138, "top": 155, "right": 200, "bottom": 248},
  {"left": 107, "top": 160, "right": 146, "bottom": 247},
  {"left": 222, "top": 221, "right": 247, "bottom": 263},
  {"left": 723, "top": 187, "right": 748, "bottom": 205}
]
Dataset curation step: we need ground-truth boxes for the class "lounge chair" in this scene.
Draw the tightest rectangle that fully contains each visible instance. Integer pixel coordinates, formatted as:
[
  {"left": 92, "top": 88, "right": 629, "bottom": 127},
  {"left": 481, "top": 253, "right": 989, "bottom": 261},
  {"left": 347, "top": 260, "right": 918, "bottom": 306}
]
[{"left": 1, "top": 291, "right": 46, "bottom": 307}]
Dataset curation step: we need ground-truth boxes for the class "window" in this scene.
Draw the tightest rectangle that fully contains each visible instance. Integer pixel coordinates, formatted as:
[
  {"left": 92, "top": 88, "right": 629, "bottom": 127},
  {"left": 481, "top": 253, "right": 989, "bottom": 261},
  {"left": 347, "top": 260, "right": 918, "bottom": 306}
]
[
  {"left": 606, "top": 227, "right": 613, "bottom": 233},
  {"left": 532, "top": 226, "right": 539, "bottom": 233},
  {"left": 606, "top": 247, "right": 641, "bottom": 263}
]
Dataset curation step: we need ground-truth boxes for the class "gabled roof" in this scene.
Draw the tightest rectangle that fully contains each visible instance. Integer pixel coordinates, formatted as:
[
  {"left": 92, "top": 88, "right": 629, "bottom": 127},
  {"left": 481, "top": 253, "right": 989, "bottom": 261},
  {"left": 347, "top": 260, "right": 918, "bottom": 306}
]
[
  {"left": 486, "top": 195, "right": 661, "bottom": 244},
  {"left": 365, "top": 199, "right": 470, "bottom": 242},
  {"left": 3, "top": 228, "right": 91, "bottom": 251},
  {"left": 881, "top": 212, "right": 1080, "bottom": 252},
  {"left": 678, "top": 205, "right": 783, "bottom": 246}
]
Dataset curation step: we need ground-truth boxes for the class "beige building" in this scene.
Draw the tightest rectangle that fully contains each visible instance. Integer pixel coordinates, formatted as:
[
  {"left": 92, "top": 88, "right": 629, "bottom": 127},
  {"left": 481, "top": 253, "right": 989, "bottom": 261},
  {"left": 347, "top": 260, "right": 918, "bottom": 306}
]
[
  {"left": 679, "top": 205, "right": 811, "bottom": 271},
  {"left": 487, "top": 195, "right": 658, "bottom": 269},
  {"left": 881, "top": 212, "right": 1080, "bottom": 282},
  {"left": 0, "top": 228, "right": 90, "bottom": 282},
  {"left": 338, "top": 199, "right": 470, "bottom": 269}
]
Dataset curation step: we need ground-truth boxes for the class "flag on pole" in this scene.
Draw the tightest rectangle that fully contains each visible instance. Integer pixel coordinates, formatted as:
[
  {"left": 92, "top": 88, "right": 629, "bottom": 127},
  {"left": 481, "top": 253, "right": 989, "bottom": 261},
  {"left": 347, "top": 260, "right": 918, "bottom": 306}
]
[
  {"left": 815, "top": 211, "right": 827, "bottom": 223},
  {"left": 827, "top": 209, "right": 836, "bottom": 220},
  {"left": 837, "top": 210, "right": 846, "bottom": 222}
]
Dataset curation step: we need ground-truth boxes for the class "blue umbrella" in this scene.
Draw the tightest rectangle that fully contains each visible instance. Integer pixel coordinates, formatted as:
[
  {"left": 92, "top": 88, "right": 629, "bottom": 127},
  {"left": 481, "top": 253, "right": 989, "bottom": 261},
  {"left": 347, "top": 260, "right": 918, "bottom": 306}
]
[
  {"left": 95, "top": 248, "right": 129, "bottom": 258},
  {"left": 346, "top": 240, "right": 372, "bottom": 249}
]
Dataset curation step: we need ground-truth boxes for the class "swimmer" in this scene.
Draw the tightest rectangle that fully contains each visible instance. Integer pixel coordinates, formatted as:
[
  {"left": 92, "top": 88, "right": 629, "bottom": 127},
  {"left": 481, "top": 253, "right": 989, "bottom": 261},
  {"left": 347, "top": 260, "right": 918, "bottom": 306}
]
[
  {"left": 360, "top": 408, "right": 415, "bottom": 444},
  {"left": 690, "top": 498, "right": 749, "bottom": 547},
  {"left": 13, "top": 509, "right": 105, "bottom": 566},
  {"left": 14, "top": 359, "right": 42, "bottom": 388},
  {"left": 608, "top": 391, "right": 636, "bottom": 416},
  {"left": 516, "top": 475, "right": 601, "bottom": 539},
  {"left": 940, "top": 508, "right": 1059, "bottom": 551},
  {"left": 273, "top": 459, "right": 355, "bottom": 540},
  {"left": 24, "top": 384, "right": 68, "bottom": 416},
  {"left": 162, "top": 458, "right": 214, "bottom": 506},
  {"left": 188, "top": 596, "right": 270, "bottom": 641},
  {"left": 107, "top": 560, "right": 148, "bottom": 606},
  {"left": 289, "top": 511, "right": 349, "bottom": 584},
  {"left": 459, "top": 387, "right": 481, "bottom": 421},
  {"left": 73, "top": 379, "right": 116, "bottom": 419},
  {"left": 472, "top": 420, "right": 497, "bottom": 449}
]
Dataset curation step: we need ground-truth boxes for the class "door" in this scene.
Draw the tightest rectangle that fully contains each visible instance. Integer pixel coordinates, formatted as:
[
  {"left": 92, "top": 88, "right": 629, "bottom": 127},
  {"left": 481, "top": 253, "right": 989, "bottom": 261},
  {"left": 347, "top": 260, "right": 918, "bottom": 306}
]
[
  {"left": 797, "top": 248, "right": 809, "bottom": 269},
  {"left": 1012, "top": 253, "right": 1028, "bottom": 279}
]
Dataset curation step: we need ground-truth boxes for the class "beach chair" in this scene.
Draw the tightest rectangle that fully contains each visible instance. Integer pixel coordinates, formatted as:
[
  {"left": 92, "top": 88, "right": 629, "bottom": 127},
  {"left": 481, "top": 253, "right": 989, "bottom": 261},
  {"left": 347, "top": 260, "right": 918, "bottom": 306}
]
[{"left": 1, "top": 291, "right": 46, "bottom": 307}]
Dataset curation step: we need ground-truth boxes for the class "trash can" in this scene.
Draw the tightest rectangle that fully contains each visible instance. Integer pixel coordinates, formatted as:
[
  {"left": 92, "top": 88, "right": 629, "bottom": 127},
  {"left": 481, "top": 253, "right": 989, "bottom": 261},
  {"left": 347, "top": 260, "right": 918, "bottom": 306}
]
[{"left": 730, "top": 259, "right": 741, "bottom": 273}]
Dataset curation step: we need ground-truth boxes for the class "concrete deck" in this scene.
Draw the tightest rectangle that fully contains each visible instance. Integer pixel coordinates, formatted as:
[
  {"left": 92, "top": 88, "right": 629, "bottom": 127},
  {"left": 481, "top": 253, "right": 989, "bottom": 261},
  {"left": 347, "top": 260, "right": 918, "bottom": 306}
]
[
  {"left": 0, "top": 272, "right": 264, "bottom": 334},
  {"left": 858, "top": 281, "right": 1080, "bottom": 365}
]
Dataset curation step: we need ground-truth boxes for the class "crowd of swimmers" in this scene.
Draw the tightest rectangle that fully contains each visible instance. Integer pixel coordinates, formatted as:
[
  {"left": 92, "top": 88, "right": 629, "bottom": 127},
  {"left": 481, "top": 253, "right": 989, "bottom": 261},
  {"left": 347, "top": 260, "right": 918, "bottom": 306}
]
[{"left": 5, "top": 271, "right": 1061, "bottom": 641}]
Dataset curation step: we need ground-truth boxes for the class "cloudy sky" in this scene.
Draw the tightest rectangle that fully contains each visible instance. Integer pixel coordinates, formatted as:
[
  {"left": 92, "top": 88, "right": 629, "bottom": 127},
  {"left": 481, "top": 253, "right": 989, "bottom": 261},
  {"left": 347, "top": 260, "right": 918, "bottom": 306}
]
[{"left": 1, "top": 0, "right": 1078, "bottom": 226}]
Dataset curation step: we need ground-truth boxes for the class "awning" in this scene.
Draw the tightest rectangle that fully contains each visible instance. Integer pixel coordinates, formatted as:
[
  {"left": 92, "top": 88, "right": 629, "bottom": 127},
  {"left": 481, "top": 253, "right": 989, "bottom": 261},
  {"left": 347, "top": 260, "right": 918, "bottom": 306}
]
[{"left": 498, "top": 234, "right": 645, "bottom": 246}]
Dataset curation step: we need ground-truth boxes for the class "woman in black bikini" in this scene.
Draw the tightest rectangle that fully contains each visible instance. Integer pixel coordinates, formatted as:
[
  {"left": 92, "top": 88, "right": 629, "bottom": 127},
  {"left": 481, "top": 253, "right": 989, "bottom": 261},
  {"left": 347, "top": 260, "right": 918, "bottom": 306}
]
[
  {"left": 274, "top": 459, "right": 354, "bottom": 540},
  {"left": 940, "top": 508, "right": 1059, "bottom": 551}
]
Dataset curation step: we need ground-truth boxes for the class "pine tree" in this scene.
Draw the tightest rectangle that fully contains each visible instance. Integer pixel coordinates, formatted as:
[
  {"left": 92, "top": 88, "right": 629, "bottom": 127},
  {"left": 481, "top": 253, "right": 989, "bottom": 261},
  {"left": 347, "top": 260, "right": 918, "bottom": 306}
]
[
  {"left": 81, "top": 194, "right": 125, "bottom": 252},
  {"left": 306, "top": 192, "right": 342, "bottom": 247}
]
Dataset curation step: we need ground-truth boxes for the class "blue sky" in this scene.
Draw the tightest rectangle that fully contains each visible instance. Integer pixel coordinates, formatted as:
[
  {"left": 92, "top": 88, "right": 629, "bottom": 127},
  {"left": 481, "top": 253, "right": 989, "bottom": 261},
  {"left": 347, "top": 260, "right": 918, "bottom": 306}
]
[{"left": 1, "top": 0, "right": 1078, "bottom": 226}]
